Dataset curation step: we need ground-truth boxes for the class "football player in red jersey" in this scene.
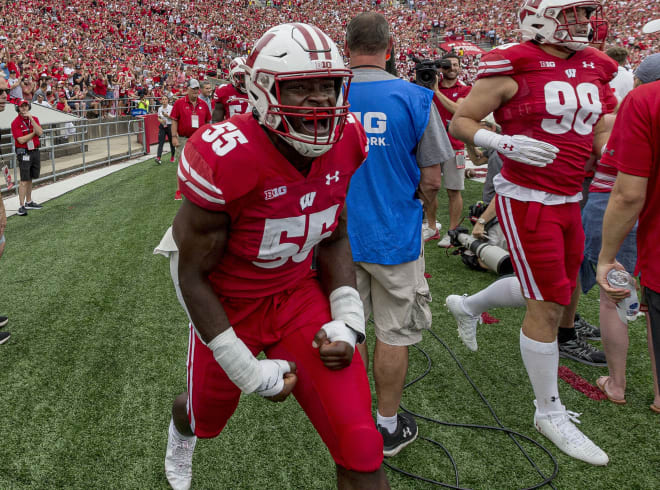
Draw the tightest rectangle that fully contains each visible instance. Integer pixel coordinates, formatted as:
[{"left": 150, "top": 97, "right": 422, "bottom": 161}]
[
  {"left": 211, "top": 56, "right": 252, "bottom": 123},
  {"left": 450, "top": 0, "right": 617, "bottom": 466},
  {"left": 160, "top": 23, "right": 389, "bottom": 490}
]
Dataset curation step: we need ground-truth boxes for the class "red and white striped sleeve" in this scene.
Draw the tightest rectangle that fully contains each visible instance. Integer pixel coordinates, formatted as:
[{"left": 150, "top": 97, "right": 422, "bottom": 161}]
[
  {"left": 476, "top": 49, "right": 515, "bottom": 80},
  {"left": 177, "top": 143, "right": 227, "bottom": 211}
]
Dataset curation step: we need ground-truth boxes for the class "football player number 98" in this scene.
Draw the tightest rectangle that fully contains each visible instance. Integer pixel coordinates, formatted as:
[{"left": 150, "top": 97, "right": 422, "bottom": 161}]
[
  {"left": 201, "top": 122, "right": 249, "bottom": 157},
  {"left": 542, "top": 81, "right": 602, "bottom": 136}
]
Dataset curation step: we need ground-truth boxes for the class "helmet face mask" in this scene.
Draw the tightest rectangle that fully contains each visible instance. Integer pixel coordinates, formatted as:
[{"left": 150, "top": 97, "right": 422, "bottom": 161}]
[
  {"left": 245, "top": 23, "right": 353, "bottom": 158},
  {"left": 518, "top": 0, "right": 607, "bottom": 51}
]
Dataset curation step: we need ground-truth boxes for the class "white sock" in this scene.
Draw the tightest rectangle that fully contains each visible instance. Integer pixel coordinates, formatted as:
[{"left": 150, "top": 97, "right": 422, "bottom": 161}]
[
  {"left": 519, "top": 329, "right": 562, "bottom": 415},
  {"left": 376, "top": 412, "right": 398, "bottom": 434},
  {"left": 169, "top": 418, "right": 195, "bottom": 441},
  {"left": 463, "top": 276, "right": 526, "bottom": 317}
]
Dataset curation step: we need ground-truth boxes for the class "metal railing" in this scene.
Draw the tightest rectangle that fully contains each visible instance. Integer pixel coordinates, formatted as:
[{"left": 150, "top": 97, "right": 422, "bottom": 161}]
[{"left": 1, "top": 116, "right": 147, "bottom": 194}]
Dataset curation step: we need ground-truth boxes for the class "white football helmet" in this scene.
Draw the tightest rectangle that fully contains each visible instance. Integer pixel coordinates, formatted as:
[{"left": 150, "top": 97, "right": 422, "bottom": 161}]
[
  {"left": 245, "top": 23, "right": 352, "bottom": 158},
  {"left": 518, "top": 0, "right": 607, "bottom": 51},
  {"left": 229, "top": 56, "right": 247, "bottom": 93}
]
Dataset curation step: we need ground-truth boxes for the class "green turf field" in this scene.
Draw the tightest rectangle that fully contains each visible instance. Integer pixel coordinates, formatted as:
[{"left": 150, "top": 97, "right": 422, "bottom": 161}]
[{"left": 0, "top": 159, "right": 657, "bottom": 489}]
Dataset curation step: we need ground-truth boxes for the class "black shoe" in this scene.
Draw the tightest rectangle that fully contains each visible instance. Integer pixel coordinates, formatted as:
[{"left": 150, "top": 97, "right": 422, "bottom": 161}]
[
  {"left": 0, "top": 316, "right": 7, "bottom": 327},
  {"left": 24, "top": 201, "right": 42, "bottom": 210},
  {"left": 155, "top": 157, "right": 161, "bottom": 165},
  {"left": 0, "top": 332, "right": 10, "bottom": 345},
  {"left": 17, "top": 206, "right": 27, "bottom": 216},
  {"left": 378, "top": 413, "right": 418, "bottom": 457},
  {"left": 574, "top": 313, "right": 601, "bottom": 340},
  {"left": 559, "top": 336, "right": 607, "bottom": 367}
]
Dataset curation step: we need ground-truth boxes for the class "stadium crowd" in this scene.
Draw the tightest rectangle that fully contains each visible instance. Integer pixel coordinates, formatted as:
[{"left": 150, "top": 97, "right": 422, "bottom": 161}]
[{"left": 0, "top": 0, "right": 657, "bottom": 117}]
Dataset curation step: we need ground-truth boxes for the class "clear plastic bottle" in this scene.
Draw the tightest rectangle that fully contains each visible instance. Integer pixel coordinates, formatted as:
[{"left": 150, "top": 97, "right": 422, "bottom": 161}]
[{"left": 606, "top": 269, "right": 640, "bottom": 324}]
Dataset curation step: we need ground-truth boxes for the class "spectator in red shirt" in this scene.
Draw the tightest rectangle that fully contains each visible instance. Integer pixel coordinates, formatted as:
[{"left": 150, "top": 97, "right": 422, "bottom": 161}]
[
  {"left": 11, "top": 99, "right": 44, "bottom": 216},
  {"left": 170, "top": 79, "right": 211, "bottom": 200}
]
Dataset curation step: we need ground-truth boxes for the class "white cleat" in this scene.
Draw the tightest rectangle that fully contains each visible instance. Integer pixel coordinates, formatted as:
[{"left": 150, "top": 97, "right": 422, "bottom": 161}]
[
  {"left": 534, "top": 404, "right": 609, "bottom": 466},
  {"left": 165, "top": 420, "right": 197, "bottom": 490},
  {"left": 446, "top": 294, "right": 479, "bottom": 351}
]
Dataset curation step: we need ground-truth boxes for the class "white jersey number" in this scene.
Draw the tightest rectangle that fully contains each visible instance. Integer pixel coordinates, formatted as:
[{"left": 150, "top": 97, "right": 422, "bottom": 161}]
[
  {"left": 201, "top": 121, "right": 248, "bottom": 157},
  {"left": 541, "top": 81, "right": 602, "bottom": 136},
  {"left": 253, "top": 205, "right": 339, "bottom": 269}
]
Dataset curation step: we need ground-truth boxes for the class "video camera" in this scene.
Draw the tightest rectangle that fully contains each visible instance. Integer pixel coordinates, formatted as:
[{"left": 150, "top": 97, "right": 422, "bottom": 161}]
[
  {"left": 448, "top": 226, "right": 513, "bottom": 276},
  {"left": 412, "top": 57, "right": 452, "bottom": 89}
]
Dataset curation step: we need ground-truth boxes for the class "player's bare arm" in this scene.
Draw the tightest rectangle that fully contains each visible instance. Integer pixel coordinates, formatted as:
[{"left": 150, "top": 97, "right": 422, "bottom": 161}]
[
  {"left": 596, "top": 171, "right": 647, "bottom": 301},
  {"left": 212, "top": 104, "right": 225, "bottom": 123},
  {"left": 592, "top": 113, "right": 615, "bottom": 157},
  {"left": 172, "top": 199, "right": 233, "bottom": 342},
  {"left": 450, "top": 76, "right": 517, "bottom": 144},
  {"left": 314, "top": 205, "right": 361, "bottom": 370}
]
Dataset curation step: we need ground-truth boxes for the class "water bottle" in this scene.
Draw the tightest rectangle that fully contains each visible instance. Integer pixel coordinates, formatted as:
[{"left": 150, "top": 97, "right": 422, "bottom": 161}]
[{"left": 606, "top": 269, "right": 640, "bottom": 324}]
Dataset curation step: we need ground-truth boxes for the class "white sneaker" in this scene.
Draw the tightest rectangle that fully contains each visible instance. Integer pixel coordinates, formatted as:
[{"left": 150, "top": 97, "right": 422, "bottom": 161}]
[
  {"left": 534, "top": 404, "right": 609, "bottom": 466},
  {"left": 165, "top": 419, "right": 197, "bottom": 489},
  {"left": 422, "top": 226, "right": 441, "bottom": 242},
  {"left": 446, "top": 294, "right": 479, "bottom": 351},
  {"left": 437, "top": 233, "right": 452, "bottom": 248}
]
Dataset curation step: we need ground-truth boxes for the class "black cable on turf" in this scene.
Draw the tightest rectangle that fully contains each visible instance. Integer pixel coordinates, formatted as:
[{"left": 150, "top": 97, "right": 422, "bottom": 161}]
[{"left": 382, "top": 327, "right": 559, "bottom": 489}]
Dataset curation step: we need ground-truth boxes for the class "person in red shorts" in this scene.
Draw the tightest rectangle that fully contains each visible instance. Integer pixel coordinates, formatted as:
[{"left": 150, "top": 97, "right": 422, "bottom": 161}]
[
  {"left": 597, "top": 53, "right": 660, "bottom": 416},
  {"left": 157, "top": 23, "right": 388, "bottom": 490},
  {"left": 451, "top": 0, "right": 617, "bottom": 465}
]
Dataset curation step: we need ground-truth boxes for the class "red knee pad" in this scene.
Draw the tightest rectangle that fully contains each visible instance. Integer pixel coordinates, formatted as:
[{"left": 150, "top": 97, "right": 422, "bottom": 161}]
[{"left": 338, "top": 424, "right": 384, "bottom": 472}]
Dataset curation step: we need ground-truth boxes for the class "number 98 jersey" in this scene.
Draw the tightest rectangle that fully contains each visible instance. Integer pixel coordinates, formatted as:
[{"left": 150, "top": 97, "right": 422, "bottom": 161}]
[
  {"left": 178, "top": 113, "right": 368, "bottom": 298},
  {"left": 477, "top": 41, "right": 618, "bottom": 195}
]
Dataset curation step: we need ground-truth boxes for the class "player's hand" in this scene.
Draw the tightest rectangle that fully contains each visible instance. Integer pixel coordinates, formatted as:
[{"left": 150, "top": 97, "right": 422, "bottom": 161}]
[
  {"left": 256, "top": 359, "right": 297, "bottom": 402},
  {"left": 172, "top": 135, "right": 180, "bottom": 147},
  {"left": 596, "top": 259, "right": 631, "bottom": 303},
  {"left": 496, "top": 135, "right": 558, "bottom": 167},
  {"left": 312, "top": 321, "right": 356, "bottom": 371}
]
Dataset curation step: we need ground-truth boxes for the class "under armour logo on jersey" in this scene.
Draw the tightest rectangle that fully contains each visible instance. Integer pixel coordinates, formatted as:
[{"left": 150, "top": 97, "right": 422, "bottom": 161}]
[
  {"left": 582, "top": 61, "right": 595, "bottom": 69},
  {"left": 502, "top": 144, "right": 514, "bottom": 151},
  {"left": 300, "top": 192, "right": 316, "bottom": 211},
  {"left": 326, "top": 171, "right": 340, "bottom": 185},
  {"left": 565, "top": 69, "right": 577, "bottom": 78},
  {"left": 402, "top": 427, "right": 412, "bottom": 438}
]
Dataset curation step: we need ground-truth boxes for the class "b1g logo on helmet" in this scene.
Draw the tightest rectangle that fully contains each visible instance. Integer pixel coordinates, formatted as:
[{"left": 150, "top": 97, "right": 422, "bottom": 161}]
[{"left": 314, "top": 60, "right": 334, "bottom": 69}]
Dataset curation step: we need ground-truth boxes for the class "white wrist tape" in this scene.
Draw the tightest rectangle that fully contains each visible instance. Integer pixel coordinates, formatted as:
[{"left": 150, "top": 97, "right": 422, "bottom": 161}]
[
  {"left": 321, "top": 320, "right": 358, "bottom": 350},
  {"left": 207, "top": 328, "right": 262, "bottom": 394},
  {"left": 329, "top": 286, "right": 366, "bottom": 343},
  {"left": 254, "top": 359, "right": 291, "bottom": 397},
  {"left": 473, "top": 128, "right": 502, "bottom": 150}
]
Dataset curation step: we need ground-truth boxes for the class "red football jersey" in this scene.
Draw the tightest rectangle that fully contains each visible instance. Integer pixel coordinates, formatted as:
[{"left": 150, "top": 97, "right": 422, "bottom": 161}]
[
  {"left": 601, "top": 81, "right": 660, "bottom": 291},
  {"left": 178, "top": 113, "right": 369, "bottom": 298},
  {"left": 213, "top": 83, "right": 251, "bottom": 120},
  {"left": 477, "top": 41, "right": 618, "bottom": 195},
  {"left": 435, "top": 83, "right": 471, "bottom": 150}
]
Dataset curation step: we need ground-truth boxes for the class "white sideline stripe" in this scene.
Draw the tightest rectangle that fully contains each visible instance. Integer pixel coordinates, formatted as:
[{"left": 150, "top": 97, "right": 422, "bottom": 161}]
[
  {"left": 177, "top": 167, "right": 226, "bottom": 205},
  {"left": 180, "top": 151, "right": 225, "bottom": 198},
  {"left": 187, "top": 325, "right": 196, "bottom": 433},
  {"left": 504, "top": 197, "right": 543, "bottom": 301}
]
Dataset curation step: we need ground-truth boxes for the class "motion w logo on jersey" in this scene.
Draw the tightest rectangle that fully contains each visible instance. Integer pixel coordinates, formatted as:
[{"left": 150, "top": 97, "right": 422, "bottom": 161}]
[{"left": 351, "top": 111, "right": 388, "bottom": 147}]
